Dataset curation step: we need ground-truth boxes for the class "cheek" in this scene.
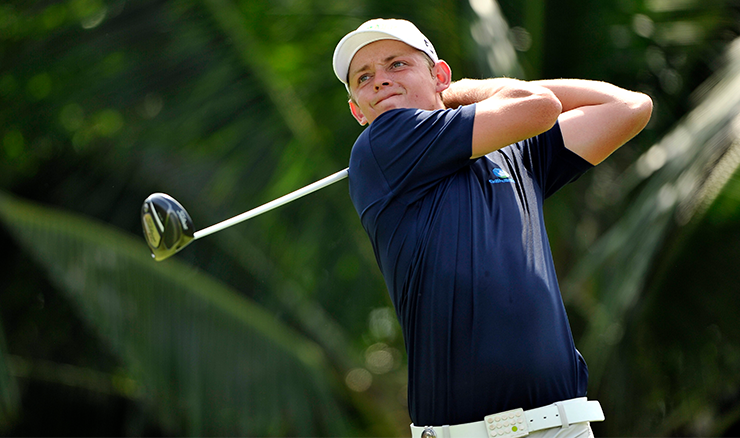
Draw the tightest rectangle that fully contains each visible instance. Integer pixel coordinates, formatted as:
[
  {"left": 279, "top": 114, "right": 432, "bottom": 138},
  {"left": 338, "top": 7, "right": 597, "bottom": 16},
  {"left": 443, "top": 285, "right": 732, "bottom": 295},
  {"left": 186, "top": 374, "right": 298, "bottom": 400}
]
[
  {"left": 410, "top": 86, "right": 434, "bottom": 105},
  {"left": 352, "top": 92, "right": 370, "bottom": 110}
]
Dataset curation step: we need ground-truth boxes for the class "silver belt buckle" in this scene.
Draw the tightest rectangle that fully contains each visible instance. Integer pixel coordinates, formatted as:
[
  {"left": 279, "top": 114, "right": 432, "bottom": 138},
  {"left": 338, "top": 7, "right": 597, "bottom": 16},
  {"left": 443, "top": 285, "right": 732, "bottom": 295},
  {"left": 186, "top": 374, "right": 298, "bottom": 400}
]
[
  {"left": 484, "top": 408, "right": 529, "bottom": 438},
  {"left": 421, "top": 426, "right": 437, "bottom": 438}
]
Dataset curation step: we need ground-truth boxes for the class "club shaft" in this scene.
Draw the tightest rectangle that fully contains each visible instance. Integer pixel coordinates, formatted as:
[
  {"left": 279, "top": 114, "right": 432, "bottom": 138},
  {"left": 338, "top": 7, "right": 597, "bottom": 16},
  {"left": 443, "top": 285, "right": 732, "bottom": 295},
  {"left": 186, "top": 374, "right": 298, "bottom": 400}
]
[{"left": 193, "top": 168, "right": 349, "bottom": 240}]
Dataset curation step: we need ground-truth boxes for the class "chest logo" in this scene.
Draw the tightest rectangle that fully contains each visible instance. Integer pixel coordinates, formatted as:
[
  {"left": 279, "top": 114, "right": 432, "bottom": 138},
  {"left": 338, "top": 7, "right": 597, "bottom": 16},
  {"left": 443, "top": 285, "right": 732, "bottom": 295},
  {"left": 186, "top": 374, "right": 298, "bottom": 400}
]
[{"left": 489, "top": 168, "right": 513, "bottom": 184}]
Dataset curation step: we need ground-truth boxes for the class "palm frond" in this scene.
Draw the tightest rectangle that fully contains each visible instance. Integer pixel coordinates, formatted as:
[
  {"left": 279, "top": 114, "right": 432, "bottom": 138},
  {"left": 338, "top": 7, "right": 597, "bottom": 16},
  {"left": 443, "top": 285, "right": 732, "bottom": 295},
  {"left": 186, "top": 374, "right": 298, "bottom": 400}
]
[
  {"left": 564, "top": 34, "right": 740, "bottom": 390},
  {"left": 0, "top": 190, "right": 365, "bottom": 436}
]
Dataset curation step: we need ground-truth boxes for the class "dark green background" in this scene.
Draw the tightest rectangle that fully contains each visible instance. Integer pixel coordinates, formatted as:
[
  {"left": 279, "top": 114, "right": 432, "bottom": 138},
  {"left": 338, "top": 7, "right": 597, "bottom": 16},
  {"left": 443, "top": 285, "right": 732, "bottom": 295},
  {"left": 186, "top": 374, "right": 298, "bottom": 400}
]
[{"left": 1, "top": 0, "right": 740, "bottom": 435}]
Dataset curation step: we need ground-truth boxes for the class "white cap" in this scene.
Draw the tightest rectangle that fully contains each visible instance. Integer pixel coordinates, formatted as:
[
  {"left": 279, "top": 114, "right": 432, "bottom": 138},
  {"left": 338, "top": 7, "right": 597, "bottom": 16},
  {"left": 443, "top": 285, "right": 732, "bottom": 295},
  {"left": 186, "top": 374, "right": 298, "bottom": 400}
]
[{"left": 332, "top": 18, "right": 438, "bottom": 86}]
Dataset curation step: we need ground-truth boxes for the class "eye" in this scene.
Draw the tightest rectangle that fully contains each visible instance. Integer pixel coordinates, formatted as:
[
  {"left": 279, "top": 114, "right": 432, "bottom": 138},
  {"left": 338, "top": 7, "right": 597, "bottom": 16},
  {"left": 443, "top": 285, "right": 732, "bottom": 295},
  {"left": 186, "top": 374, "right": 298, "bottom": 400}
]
[
  {"left": 357, "top": 73, "right": 371, "bottom": 85},
  {"left": 391, "top": 60, "right": 406, "bottom": 69}
]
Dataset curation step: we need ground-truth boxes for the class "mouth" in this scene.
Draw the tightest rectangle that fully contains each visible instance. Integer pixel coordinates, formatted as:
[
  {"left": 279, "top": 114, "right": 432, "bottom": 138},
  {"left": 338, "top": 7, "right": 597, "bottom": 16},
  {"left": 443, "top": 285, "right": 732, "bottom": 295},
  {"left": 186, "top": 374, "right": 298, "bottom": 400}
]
[{"left": 373, "top": 93, "right": 401, "bottom": 107}]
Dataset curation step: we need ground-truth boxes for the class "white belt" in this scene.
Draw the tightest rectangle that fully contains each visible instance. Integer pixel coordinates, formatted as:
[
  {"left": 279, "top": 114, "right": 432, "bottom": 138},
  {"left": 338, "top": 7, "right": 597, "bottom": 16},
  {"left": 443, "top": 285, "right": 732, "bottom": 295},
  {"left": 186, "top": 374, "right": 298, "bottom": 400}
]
[{"left": 410, "top": 398, "right": 604, "bottom": 438}]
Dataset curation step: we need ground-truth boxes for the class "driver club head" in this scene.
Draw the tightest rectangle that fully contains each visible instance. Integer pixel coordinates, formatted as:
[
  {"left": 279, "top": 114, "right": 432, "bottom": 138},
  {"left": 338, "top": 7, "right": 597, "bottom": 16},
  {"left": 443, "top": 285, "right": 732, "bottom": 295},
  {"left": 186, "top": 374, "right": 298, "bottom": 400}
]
[{"left": 141, "top": 193, "right": 195, "bottom": 261}]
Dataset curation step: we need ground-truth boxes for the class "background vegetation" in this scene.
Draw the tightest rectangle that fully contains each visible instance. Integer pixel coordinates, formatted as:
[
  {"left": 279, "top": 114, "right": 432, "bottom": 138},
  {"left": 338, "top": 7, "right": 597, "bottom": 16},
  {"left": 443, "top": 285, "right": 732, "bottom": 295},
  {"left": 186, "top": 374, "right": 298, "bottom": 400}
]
[{"left": 1, "top": 0, "right": 739, "bottom": 435}]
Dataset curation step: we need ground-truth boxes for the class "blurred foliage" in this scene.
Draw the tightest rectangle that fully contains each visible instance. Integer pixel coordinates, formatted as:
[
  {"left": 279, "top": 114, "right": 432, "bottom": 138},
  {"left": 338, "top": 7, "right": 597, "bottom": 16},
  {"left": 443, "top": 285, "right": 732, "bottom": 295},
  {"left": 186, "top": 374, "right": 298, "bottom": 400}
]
[
  {"left": 0, "top": 318, "right": 18, "bottom": 429},
  {"left": 563, "top": 37, "right": 740, "bottom": 436},
  {"left": 0, "top": 189, "right": 390, "bottom": 436},
  {"left": 0, "top": 0, "right": 739, "bottom": 435}
]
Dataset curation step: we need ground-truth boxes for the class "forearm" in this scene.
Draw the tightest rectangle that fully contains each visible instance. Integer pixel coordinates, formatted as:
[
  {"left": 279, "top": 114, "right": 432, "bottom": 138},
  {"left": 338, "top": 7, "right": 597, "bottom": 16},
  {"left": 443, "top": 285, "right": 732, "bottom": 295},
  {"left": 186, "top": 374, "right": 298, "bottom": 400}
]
[
  {"left": 451, "top": 78, "right": 563, "bottom": 158},
  {"left": 442, "top": 78, "right": 526, "bottom": 108},
  {"left": 442, "top": 77, "right": 651, "bottom": 164},
  {"left": 444, "top": 78, "right": 648, "bottom": 111},
  {"left": 532, "top": 79, "right": 649, "bottom": 113},
  {"left": 533, "top": 79, "right": 653, "bottom": 164}
]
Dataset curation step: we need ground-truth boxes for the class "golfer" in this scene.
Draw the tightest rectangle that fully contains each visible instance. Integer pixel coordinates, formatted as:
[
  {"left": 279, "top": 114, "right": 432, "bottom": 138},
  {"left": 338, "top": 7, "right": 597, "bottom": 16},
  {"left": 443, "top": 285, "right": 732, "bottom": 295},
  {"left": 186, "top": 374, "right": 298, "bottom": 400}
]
[{"left": 333, "top": 19, "right": 652, "bottom": 438}]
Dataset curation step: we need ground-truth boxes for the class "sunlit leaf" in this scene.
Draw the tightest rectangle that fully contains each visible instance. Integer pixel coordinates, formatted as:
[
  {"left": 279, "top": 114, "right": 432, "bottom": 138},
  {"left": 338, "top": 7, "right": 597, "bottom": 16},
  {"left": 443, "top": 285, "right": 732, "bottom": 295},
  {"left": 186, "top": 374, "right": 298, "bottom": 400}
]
[{"left": 0, "top": 191, "right": 357, "bottom": 436}]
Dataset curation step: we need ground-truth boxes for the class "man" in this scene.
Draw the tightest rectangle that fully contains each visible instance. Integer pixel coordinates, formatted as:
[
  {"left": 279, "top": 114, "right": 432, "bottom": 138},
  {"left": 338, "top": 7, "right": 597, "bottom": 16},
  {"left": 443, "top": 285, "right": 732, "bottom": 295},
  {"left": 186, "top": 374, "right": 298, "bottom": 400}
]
[{"left": 332, "top": 19, "right": 652, "bottom": 438}]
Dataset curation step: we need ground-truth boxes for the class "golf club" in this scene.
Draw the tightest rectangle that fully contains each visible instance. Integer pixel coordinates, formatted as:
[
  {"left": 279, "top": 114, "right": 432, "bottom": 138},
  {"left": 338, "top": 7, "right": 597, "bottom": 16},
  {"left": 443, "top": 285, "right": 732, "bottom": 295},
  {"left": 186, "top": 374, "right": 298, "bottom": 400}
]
[{"left": 141, "top": 167, "right": 348, "bottom": 261}]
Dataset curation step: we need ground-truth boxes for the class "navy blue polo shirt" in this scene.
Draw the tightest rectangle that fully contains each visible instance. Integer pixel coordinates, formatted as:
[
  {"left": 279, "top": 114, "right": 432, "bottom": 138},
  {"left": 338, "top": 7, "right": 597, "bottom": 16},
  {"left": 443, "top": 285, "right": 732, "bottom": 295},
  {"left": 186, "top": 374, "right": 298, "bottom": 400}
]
[{"left": 348, "top": 105, "right": 593, "bottom": 426}]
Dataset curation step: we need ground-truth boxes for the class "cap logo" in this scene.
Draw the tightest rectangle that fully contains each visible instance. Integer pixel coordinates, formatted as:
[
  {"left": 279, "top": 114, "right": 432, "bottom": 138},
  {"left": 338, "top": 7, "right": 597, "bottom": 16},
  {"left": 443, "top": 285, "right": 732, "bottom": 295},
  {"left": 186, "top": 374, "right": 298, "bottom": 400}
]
[{"left": 423, "top": 39, "right": 435, "bottom": 54}]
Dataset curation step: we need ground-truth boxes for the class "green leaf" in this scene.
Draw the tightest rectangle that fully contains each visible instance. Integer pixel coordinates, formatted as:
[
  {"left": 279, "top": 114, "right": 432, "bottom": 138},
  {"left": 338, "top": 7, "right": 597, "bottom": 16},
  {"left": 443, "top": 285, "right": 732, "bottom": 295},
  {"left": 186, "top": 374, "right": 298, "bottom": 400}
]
[
  {"left": 564, "top": 36, "right": 740, "bottom": 436},
  {"left": 570, "top": 36, "right": 740, "bottom": 380},
  {"left": 0, "top": 191, "right": 353, "bottom": 436}
]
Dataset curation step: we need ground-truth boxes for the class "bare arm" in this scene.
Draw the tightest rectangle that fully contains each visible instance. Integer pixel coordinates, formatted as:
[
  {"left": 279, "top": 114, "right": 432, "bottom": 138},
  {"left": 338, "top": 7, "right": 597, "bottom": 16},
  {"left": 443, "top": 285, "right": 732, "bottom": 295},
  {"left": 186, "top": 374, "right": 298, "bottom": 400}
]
[
  {"left": 534, "top": 79, "right": 653, "bottom": 165},
  {"left": 442, "top": 78, "right": 563, "bottom": 159}
]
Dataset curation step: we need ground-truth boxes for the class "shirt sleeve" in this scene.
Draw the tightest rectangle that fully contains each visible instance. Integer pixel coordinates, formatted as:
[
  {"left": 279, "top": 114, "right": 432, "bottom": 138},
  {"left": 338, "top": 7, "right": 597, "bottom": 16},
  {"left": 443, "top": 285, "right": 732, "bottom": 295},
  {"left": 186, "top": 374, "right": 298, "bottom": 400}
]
[
  {"left": 516, "top": 121, "right": 594, "bottom": 198},
  {"left": 364, "top": 105, "right": 476, "bottom": 204}
]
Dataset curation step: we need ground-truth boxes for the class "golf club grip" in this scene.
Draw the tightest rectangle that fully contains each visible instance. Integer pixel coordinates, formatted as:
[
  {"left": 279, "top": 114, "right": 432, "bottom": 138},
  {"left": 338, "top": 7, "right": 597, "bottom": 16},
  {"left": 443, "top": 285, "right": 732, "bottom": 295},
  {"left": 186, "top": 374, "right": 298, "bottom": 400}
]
[{"left": 193, "top": 168, "right": 349, "bottom": 240}]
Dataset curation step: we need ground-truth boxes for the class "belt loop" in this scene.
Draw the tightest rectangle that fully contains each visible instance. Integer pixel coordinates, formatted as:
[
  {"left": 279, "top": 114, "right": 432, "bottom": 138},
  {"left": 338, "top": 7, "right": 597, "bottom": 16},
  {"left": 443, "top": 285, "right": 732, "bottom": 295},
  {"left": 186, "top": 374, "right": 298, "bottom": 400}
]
[
  {"left": 442, "top": 425, "right": 451, "bottom": 438},
  {"left": 554, "top": 402, "right": 569, "bottom": 428}
]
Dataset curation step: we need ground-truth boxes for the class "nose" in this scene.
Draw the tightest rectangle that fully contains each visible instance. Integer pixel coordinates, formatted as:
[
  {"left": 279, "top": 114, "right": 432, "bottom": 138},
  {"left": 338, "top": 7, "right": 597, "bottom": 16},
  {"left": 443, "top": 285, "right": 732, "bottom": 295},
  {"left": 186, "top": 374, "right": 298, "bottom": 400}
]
[{"left": 373, "top": 70, "right": 392, "bottom": 90}]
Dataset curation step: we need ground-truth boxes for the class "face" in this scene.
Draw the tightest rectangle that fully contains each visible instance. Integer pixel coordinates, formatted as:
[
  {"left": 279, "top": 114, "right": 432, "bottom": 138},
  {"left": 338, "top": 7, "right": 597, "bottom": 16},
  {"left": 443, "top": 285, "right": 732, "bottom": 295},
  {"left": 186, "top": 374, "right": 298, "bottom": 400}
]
[{"left": 347, "top": 39, "right": 451, "bottom": 125}]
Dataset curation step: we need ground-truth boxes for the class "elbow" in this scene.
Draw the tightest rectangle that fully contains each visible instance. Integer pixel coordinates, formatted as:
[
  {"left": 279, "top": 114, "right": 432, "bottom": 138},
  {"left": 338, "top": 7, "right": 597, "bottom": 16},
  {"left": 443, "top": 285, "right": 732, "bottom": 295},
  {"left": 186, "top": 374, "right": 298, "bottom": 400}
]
[
  {"left": 515, "top": 87, "right": 563, "bottom": 136},
  {"left": 639, "top": 93, "right": 654, "bottom": 127},
  {"left": 630, "top": 92, "right": 654, "bottom": 131},
  {"left": 545, "top": 89, "right": 564, "bottom": 121},
  {"left": 534, "top": 88, "right": 563, "bottom": 131}
]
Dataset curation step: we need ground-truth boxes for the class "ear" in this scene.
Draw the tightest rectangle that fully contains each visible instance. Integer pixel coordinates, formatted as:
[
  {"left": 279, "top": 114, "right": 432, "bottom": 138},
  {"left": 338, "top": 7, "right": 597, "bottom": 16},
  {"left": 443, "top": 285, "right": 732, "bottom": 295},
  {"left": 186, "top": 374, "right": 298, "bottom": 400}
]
[
  {"left": 349, "top": 99, "right": 368, "bottom": 126},
  {"left": 433, "top": 60, "right": 452, "bottom": 93}
]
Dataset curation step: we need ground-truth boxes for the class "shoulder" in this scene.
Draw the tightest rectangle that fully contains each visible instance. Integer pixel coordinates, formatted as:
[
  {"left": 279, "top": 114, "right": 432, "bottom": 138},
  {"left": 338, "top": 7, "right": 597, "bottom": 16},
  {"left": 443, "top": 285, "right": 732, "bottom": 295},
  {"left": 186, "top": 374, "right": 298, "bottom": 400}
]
[
  {"left": 370, "top": 105, "right": 475, "bottom": 131},
  {"left": 360, "top": 106, "right": 476, "bottom": 147},
  {"left": 348, "top": 106, "right": 476, "bottom": 206}
]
